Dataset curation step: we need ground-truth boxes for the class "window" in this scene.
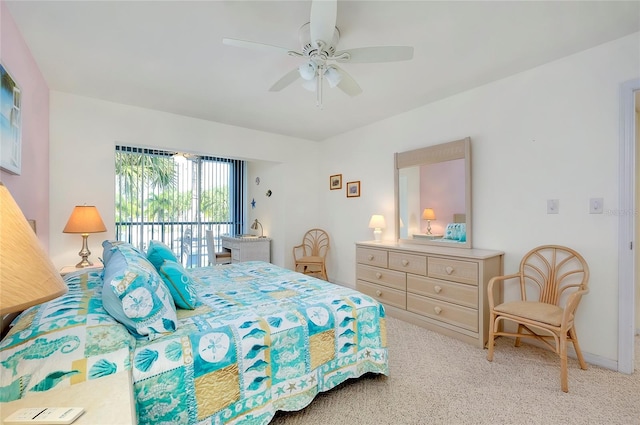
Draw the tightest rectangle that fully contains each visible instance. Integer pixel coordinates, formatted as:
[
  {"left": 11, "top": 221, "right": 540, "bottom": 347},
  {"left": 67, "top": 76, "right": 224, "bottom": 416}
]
[{"left": 115, "top": 145, "right": 245, "bottom": 267}]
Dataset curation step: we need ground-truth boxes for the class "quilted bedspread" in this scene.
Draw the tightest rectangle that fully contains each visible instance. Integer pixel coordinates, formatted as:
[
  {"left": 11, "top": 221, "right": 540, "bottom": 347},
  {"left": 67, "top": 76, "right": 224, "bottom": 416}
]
[{"left": 0, "top": 261, "right": 388, "bottom": 424}]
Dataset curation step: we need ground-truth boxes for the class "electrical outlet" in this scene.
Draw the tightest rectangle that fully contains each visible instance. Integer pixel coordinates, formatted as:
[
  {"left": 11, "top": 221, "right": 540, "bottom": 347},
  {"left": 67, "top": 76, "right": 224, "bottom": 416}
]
[
  {"left": 590, "top": 198, "right": 604, "bottom": 214},
  {"left": 547, "top": 199, "right": 559, "bottom": 214}
]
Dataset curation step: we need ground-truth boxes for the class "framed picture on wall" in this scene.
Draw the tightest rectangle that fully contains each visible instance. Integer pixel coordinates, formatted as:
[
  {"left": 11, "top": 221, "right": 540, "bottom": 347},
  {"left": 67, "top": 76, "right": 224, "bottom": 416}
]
[
  {"left": 346, "top": 181, "right": 360, "bottom": 198},
  {"left": 330, "top": 174, "right": 342, "bottom": 190},
  {"left": 0, "top": 64, "right": 22, "bottom": 175}
]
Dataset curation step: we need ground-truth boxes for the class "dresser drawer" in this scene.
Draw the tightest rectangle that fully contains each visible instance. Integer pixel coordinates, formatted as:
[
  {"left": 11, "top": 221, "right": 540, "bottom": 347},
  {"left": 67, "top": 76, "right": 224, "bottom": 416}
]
[
  {"left": 357, "top": 280, "right": 406, "bottom": 310},
  {"left": 356, "top": 264, "right": 406, "bottom": 291},
  {"left": 407, "top": 293, "right": 478, "bottom": 332},
  {"left": 389, "top": 252, "right": 427, "bottom": 276},
  {"left": 427, "top": 257, "right": 478, "bottom": 285},
  {"left": 407, "top": 275, "right": 477, "bottom": 309},
  {"left": 356, "top": 247, "right": 388, "bottom": 268}
]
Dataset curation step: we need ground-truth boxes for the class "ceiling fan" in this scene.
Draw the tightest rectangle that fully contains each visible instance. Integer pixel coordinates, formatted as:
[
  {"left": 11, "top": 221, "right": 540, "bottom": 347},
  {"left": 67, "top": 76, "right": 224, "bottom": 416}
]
[{"left": 222, "top": 0, "right": 414, "bottom": 108}]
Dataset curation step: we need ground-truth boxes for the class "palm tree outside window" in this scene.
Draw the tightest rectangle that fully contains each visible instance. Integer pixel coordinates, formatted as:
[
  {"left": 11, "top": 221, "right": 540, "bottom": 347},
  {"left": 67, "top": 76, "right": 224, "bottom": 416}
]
[{"left": 115, "top": 145, "right": 245, "bottom": 267}]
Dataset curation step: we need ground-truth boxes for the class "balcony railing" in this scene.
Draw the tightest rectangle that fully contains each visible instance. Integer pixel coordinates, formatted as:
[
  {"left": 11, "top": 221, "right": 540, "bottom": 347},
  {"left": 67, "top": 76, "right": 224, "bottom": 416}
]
[{"left": 115, "top": 221, "right": 234, "bottom": 268}]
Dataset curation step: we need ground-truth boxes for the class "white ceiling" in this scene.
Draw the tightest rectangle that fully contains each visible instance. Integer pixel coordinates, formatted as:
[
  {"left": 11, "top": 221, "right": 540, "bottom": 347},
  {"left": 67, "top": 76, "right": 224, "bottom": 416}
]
[{"left": 6, "top": 1, "right": 640, "bottom": 142}]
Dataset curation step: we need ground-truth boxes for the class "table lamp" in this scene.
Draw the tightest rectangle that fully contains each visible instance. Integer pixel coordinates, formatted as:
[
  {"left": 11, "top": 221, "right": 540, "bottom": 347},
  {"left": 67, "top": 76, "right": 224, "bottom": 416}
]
[
  {"left": 250, "top": 219, "right": 264, "bottom": 237},
  {"left": 368, "top": 215, "right": 386, "bottom": 242},
  {"left": 422, "top": 208, "right": 436, "bottom": 235},
  {"left": 63, "top": 205, "right": 107, "bottom": 267},
  {"left": 0, "top": 182, "right": 68, "bottom": 315}
]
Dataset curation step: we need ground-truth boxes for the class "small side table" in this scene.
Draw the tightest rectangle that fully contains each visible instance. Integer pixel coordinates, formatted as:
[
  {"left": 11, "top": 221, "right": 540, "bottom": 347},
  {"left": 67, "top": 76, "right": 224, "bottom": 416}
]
[
  {"left": 1, "top": 371, "right": 137, "bottom": 424},
  {"left": 59, "top": 263, "right": 103, "bottom": 277},
  {"left": 412, "top": 233, "right": 444, "bottom": 240}
]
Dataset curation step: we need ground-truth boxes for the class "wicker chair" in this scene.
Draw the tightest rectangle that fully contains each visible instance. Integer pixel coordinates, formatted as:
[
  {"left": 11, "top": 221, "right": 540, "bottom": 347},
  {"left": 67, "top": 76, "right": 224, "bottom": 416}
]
[
  {"left": 293, "top": 229, "right": 330, "bottom": 280},
  {"left": 486, "top": 245, "right": 589, "bottom": 392}
]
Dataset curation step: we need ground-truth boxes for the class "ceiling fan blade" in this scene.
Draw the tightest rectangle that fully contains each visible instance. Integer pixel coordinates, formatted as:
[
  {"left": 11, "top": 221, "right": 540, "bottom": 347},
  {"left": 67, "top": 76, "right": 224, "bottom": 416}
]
[
  {"left": 222, "top": 38, "right": 295, "bottom": 56},
  {"left": 332, "top": 65, "right": 362, "bottom": 97},
  {"left": 269, "top": 68, "right": 301, "bottom": 92},
  {"left": 310, "top": 0, "right": 337, "bottom": 48},
  {"left": 335, "top": 46, "right": 414, "bottom": 63}
]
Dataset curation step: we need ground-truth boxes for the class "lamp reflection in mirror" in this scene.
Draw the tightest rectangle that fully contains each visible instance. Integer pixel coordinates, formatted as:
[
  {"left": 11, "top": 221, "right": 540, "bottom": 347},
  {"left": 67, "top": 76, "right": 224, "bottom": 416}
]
[
  {"left": 251, "top": 219, "right": 264, "bottom": 237},
  {"left": 422, "top": 208, "right": 436, "bottom": 235},
  {"left": 63, "top": 205, "right": 107, "bottom": 268},
  {"left": 0, "top": 182, "right": 67, "bottom": 315},
  {"left": 368, "top": 215, "right": 386, "bottom": 242}
]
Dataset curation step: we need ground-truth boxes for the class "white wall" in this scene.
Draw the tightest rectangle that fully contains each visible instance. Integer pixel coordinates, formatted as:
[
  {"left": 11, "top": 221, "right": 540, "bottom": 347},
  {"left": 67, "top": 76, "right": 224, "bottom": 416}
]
[
  {"left": 319, "top": 33, "right": 640, "bottom": 364},
  {"left": 49, "top": 93, "right": 321, "bottom": 270},
  {"left": 49, "top": 33, "right": 639, "bottom": 365}
]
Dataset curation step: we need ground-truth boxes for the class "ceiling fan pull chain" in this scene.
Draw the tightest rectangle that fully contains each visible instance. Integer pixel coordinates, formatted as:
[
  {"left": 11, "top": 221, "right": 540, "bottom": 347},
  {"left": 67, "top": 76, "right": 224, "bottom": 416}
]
[{"left": 317, "top": 64, "right": 324, "bottom": 109}]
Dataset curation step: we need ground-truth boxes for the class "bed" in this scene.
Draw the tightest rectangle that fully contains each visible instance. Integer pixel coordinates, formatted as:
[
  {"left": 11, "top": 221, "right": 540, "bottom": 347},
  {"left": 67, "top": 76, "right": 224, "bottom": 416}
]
[{"left": 0, "top": 241, "right": 388, "bottom": 424}]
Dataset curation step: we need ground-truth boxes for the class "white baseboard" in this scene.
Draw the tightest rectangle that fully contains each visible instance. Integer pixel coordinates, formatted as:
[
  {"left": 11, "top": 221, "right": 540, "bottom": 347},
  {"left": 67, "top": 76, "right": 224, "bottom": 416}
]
[{"left": 511, "top": 338, "right": 619, "bottom": 372}]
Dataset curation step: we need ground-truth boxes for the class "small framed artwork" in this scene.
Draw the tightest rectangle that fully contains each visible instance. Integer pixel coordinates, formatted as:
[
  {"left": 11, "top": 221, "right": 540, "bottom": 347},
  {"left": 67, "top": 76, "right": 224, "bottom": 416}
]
[
  {"left": 346, "top": 181, "right": 360, "bottom": 198},
  {"left": 330, "top": 174, "right": 342, "bottom": 190},
  {"left": 0, "top": 64, "right": 22, "bottom": 175}
]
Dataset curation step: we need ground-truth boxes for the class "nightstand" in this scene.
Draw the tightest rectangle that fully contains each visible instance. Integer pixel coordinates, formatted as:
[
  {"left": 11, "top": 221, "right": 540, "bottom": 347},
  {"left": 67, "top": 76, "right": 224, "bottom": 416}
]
[
  {"left": 412, "top": 233, "right": 443, "bottom": 240},
  {"left": 1, "top": 371, "right": 137, "bottom": 424},
  {"left": 59, "top": 263, "right": 103, "bottom": 277}
]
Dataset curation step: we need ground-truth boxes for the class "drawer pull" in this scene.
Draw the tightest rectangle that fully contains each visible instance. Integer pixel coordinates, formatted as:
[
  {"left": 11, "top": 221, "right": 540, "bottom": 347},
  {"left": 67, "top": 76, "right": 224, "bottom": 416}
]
[
  {"left": 445, "top": 266, "right": 454, "bottom": 275},
  {"left": 375, "top": 272, "right": 382, "bottom": 279},
  {"left": 434, "top": 285, "right": 442, "bottom": 293},
  {"left": 376, "top": 290, "right": 382, "bottom": 297},
  {"left": 401, "top": 259, "right": 409, "bottom": 267},
  {"left": 434, "top": 306, "right": 442, "bottom": 315},
  {"left": 368, "top": 255, "right": 374, "bottom": 261}
]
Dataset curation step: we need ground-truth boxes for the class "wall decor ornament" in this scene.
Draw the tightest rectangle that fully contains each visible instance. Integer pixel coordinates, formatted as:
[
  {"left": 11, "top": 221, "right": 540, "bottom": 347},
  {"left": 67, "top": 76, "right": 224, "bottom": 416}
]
[
  {"left": 266, "top": 190, "right": 272, "bottom": 197},
  {"left": 0, "top": 64, "right": 22, "bottom": 175},
  {"left": 346, "top": 181, "right": 360, "bottom": 198},
  {"left": 330, "top": 174, "right": 342, "bottom": 190}
]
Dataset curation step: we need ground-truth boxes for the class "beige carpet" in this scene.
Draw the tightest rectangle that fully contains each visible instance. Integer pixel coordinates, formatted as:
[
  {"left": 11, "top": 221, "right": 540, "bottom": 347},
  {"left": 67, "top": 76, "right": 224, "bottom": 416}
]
[{"left": 271, "top": 317, "right": 640, "bottom": 425}]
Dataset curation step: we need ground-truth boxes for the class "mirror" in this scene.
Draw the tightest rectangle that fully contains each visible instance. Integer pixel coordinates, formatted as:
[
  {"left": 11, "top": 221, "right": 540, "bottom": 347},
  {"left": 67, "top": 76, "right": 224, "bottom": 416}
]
[{"left": 394, "top": 137, "right": 471, "bottom": 248}]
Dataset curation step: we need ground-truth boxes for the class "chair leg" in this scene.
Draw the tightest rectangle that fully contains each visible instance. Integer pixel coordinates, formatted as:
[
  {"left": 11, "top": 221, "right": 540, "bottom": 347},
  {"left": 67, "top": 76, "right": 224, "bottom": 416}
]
[
  {"left": 560, "top": 331, "right": 569, "bottom": 392},
  {"left": 514, "top": 324, "right": 524, "bottom": 347},
  {"left": 569, "top": 327, "right": 588, "bottom": 370},
  {"left": 321, "top": 266, "right": 328, "bottom": 281},
  {"left": 486, "top": 314, "right": 496, "bottom": 361}
]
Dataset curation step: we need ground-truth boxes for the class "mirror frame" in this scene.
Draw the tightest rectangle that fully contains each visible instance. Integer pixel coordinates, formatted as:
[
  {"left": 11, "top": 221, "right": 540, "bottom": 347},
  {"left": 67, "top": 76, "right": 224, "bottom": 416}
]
[{"left": 394, "top": 137, "right": 472, "bottom": 248}]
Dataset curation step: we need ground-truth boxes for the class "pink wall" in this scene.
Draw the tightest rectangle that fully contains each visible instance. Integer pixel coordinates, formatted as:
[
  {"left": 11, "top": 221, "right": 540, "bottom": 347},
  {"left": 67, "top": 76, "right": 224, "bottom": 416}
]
[
  {"left": 0, "top": 1, "right": 51, "bottom": 250},
  {"left": 419, "top": 158, "right": 465, "bottom": 235}
]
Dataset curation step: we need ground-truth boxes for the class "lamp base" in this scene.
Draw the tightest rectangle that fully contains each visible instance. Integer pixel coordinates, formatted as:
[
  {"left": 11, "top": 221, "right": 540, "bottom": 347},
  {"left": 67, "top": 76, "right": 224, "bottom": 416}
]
[
  {"left": 75, "top": 258, "right": 94, "bottom": 268},
  {"left": 75, "top": 233, "right": 94, "bottom": 268},
  {"left": 373, "top": 228, "right": 382, "bottom": 242}
]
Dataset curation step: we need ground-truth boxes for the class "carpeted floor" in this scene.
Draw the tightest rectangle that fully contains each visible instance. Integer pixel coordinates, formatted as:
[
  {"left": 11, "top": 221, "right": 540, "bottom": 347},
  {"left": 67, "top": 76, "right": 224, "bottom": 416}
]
[{"left": 271, "top": 317, "right": 640, "bottom": 425}]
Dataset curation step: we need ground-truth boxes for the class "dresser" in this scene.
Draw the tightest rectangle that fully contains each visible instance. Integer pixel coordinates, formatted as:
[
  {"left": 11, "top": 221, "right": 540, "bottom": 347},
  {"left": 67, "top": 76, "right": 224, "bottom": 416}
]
[
  {"left": 221, "top": 236, "right": 271, "bottom": 263},
  {"left": 356, "top": 241, "right": 503, "bottom": 348}
]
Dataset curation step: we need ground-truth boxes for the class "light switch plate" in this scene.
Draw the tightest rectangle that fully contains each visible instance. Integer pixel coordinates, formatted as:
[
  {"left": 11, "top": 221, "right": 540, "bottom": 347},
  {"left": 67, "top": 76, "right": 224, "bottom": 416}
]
[
  {"left": 590, "top": 198, "right": 604, "bottom": 214},
  {"left": 547, "top": 199, "right": 559, "bottom": 214}
]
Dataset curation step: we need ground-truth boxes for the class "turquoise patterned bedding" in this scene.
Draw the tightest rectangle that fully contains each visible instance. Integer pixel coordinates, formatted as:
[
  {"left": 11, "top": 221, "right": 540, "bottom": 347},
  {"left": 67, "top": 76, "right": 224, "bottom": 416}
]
[{"left": 0, "top": 261, "right": 388, "bottom": 424}]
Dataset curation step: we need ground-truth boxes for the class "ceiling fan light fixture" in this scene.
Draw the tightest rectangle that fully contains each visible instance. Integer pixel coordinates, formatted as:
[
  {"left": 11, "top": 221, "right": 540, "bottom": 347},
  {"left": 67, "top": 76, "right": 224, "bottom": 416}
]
[
  {"left": 324, "top": 67, "right": 342, "bottom": 88},
  {"left": 298, "top": 61, "right": 317, "bottom": 81},
  {"left": 302, "top": 78, "right": 317, "bottom": 92}
]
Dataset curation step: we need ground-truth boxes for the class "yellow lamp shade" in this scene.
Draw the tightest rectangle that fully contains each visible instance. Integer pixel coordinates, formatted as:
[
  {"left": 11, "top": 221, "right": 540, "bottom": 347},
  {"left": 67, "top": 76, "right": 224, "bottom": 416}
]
[
  {"left": 0, "top": 182, "right": 68, "bottom": 315},
  {"left": 422, "top": 208, "right": 436, "bottom": 220}
]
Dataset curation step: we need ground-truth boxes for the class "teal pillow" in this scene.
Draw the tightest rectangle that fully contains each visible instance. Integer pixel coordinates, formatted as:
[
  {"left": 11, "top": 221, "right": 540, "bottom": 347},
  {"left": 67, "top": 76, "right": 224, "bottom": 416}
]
[
  {"left": 146, "top": 240, "right": 179, "bottom": 271},
  {"left": 159, "top": 260, "right": 198, "bottom": 310},
  {"left": 102, "top": 241, "right": 178, "bottom": 340}
]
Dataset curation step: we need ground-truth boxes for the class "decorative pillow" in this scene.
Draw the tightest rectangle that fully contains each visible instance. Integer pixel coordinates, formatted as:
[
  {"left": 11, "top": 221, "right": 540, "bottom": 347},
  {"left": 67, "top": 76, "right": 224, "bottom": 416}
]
[
  {"left": 443, "top": 223, "right": 466, "bottom": 242},
  {"left": 146, "top": 240, "right": 179, "bottom": 271},
  {"left": 101, "top": 240, "right": 178, "bottom": 340},
  {"left": 457, "top": 223, "right": 466, "bottom": 242},
  {"left": 159, "top": 259, "right": 199, "bottom": 310}
]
